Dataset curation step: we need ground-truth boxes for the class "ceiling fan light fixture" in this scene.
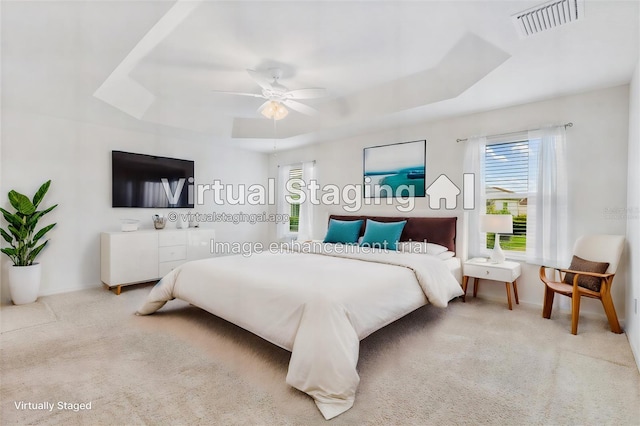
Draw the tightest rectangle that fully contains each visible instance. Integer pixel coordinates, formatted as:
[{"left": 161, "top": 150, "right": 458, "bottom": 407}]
[
  {"left": 217, "top": 68, "right": 324, "bottom": 120},
  {"left": 261, "top": 101, "right": 289, "bottom": 120}
]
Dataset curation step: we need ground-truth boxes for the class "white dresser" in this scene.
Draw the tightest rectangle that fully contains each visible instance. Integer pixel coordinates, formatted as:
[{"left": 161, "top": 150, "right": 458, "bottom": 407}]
[{"left": 101, "top": 228, "right": 215, "bottom": 294}]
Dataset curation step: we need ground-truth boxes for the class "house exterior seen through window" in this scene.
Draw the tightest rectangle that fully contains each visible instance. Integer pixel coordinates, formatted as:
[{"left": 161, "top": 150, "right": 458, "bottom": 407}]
[
  {"left": 288, "top": 167, "right": 302, "bottom": 233},
  {"left": 484, "top": 140, "right": 530, "bottom": 252}
]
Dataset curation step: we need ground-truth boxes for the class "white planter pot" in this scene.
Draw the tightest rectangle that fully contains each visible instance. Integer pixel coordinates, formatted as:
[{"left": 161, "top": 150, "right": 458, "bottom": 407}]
[{"left": 8, "top": 263, "right": 42, "bottom": 305}]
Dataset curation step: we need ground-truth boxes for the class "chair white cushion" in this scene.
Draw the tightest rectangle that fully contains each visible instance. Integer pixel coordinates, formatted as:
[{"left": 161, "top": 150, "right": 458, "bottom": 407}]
[{"left": 572, "top": 235, "right": 625, "bottom": 274}]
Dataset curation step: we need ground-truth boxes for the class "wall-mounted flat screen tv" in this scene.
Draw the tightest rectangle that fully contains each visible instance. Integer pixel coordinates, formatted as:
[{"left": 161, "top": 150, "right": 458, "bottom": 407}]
[{"left": 112, "top": 151, "right": 194, "bottom": 208}]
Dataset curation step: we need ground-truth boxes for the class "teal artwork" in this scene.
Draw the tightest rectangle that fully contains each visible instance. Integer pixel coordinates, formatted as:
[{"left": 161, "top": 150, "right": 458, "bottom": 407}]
[{"left": 364, "top": 140, "right": 426, "bottom": 198}]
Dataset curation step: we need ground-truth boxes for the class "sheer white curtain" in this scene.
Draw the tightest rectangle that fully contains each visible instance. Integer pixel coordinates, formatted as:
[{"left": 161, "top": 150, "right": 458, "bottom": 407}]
[
  {"left": 526, "top": 126, "right": 569, "bottom": 267},
  {"left": 462, "top": 136, "right": 487, "bottom": 259},
  {"left": 276, "top": 164, "right": 293, "bottom": 239},
  {"left": 297, "top": 161, "right": 316, "bottom": 241}
]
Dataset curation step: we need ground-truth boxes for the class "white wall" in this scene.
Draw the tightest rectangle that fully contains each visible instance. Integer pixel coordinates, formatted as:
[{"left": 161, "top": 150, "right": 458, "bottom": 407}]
[
  {"left": 626, "top": 59, "right": 640, "bottom": 371},
  {"left": 270, "top": 85, "right": 630, "bottom": 319},
  {"left": 0, "top": 109, "right": 270, "bottom": 303}
]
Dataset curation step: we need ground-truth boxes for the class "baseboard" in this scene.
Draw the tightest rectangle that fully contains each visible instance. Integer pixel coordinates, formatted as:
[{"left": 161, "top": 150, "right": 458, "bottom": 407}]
[
  {"left": 38, "top": 282, "right": 101, "bottom": 297},
  {"left": 628, "top": 335, "right": 640, "bottom": 373},
  {"left": 472, "top": 294, "right": 541, "bottom": 311},
  {"left": 472, "top": 294, "right": 621, "bottom": 325}
]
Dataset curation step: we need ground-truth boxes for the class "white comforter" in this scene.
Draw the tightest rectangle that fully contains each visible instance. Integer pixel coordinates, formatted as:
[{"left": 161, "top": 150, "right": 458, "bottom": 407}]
[{"left": 137, "top": 244, "right": 463, "bottom": 419}]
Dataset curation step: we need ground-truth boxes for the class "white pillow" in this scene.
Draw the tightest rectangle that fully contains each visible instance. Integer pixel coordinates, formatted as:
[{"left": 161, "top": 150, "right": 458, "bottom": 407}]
[
  {"left": 397, "top": 241, "right": 427, "bottom": 254},
  {"left": 436, "top": 251, "right": 456, "bottom": 260},
  {"left": 398, "top": 241, "right": 450, "bottom": 256},
  {"left": 426, "top": 243, "right": 449, "bottom": 255}
]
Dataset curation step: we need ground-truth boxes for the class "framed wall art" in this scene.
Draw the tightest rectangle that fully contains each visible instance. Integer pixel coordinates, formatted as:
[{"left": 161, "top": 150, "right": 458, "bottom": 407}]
[{"left": 363, "top": 140, "right": 426, "bottom": 198}]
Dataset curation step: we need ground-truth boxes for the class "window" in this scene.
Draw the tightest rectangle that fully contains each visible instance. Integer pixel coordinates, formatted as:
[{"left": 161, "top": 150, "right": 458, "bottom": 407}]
[
  {"left": 467, "top": 125, "right": 567, "bottom": 264},
  {"left": 277, "top": 160, "right": 315, "bottom": 241},
  {"left": 483, "top": 139, "right": 531, "bottom": 253},
  {"left": 288, "top": 167, "right": 302, "bottom": 233}
]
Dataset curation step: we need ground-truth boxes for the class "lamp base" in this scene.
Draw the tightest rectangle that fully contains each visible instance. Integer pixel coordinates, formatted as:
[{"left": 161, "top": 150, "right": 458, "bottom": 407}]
[{"left": 489, "top": 234, "right": 505, "bottom": 264}]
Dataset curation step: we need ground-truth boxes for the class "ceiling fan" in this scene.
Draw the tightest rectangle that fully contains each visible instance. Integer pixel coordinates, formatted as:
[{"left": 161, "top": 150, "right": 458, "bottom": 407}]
[{"left": 214, "top": 68, "right": 326, "bottom": 120}]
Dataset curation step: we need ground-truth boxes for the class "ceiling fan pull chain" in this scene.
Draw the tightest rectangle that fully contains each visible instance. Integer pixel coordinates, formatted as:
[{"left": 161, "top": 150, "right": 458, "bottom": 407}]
[{"left": 272, "top": 117, "right": 278, "bottom": 153}]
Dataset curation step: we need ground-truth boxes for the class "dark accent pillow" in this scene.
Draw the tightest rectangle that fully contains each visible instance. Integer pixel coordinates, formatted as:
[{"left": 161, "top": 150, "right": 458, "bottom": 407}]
[{"left": 563, "top": 255, "right": 609, "bottom": 292}]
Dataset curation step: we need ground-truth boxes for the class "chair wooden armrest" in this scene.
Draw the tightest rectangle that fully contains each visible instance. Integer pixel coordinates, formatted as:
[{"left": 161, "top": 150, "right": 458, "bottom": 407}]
[
  {"left": 539, "top": 265, "right": 573, "bottom": 295},
  {"left": 558, "top": 269, "right": 614, "bottom": 279},
  {"left": 539, "top": 266, "right": 609, "bottom": 298},
  {"left": 539, "top": 265, "right": 563, "bottom": 284}
]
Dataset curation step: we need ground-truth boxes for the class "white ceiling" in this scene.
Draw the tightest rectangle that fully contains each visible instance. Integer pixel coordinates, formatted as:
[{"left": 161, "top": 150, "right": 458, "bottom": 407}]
[{"left": 2, "top": 0, "right": 639, "bottom": 152}]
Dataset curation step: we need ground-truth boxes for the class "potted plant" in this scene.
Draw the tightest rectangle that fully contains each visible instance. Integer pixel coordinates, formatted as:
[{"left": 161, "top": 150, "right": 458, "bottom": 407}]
[{"left": 0, "top": 180, "right": 57, "bottom": 305}]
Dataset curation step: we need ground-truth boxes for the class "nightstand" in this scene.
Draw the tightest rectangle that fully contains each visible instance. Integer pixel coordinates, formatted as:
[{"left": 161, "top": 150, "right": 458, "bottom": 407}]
[{"left": 462, "top": 258, "right": 522, "bottom": 310}]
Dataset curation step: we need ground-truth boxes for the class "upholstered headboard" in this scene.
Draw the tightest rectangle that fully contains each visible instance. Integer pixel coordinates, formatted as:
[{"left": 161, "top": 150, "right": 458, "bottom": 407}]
[{"left": 328, "top": 215, "right": 457, "bottom": 252}]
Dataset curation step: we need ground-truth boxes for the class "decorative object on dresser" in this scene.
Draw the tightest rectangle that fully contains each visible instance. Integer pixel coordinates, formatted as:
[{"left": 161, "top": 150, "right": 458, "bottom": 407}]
[
  {"left": 152, "top": 215, "right": 167, "bottom": 229},
  {"left": 462, "top": 258, "right": 522, "bottom": 310},
  {"left": 101, "top": 228, "right": 215, "bottom": 295},
  {"left": 539, "top": 234, "right": 625, "bottom": 335},
  {"left": 480, "top": 214, "right": 513, "bottom": 263},
  {"left": 120, "top": 219, "right": 139, "bottom": 232},
  {"left": 176, "top": 212, "right": 189, "bottom": 229},
  {"left": 0, "top": 180, "right": 57, "bottom": 305}
]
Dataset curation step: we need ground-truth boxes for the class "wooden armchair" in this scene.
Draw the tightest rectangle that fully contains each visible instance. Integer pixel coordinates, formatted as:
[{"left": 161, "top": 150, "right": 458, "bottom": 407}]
[{"left": 539, "top": 235, "right": 625, "bottom": 335}]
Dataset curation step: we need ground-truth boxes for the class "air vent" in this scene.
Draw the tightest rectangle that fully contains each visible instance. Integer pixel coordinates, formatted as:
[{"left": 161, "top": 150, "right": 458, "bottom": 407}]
[{"left": 512, "top": 0, "right": 585, "bottom": 37}]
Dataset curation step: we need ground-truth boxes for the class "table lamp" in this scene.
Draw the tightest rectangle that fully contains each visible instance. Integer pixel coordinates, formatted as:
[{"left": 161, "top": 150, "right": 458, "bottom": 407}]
[{"left": 480, "top": 214, "right": 513, "bottom": 263}]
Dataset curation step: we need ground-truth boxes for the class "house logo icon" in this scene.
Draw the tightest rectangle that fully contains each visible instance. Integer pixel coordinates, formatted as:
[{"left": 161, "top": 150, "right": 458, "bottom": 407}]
[
  {"left": 426, "top": 174, "right": 460, "bottom": 209},
  {"left": 425, "top": 173, "right": 475, "bottom": 210}
]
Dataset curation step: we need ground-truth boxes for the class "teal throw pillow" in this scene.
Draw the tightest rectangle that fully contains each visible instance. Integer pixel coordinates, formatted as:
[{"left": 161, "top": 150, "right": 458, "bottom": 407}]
[
  {"left": 360, "top": 219, "right": 407, "bottom": 251},
  {"left": 323, "top": 219, "right": 363, "bottom": 244}
]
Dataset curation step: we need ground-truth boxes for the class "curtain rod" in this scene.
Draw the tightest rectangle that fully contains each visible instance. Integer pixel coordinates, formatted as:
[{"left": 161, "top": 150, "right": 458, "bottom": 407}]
[{"left": 456, "top": 122, "right": 573, "bottom": 143}]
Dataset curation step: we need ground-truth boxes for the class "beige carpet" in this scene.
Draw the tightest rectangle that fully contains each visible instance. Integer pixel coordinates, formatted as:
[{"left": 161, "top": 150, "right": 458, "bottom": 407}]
[
  {"left": 0, "top": 300, "right": 58, "bottom": 333},
  {"left": 1, "top": 286, "right": 639, "bottom": 425}
]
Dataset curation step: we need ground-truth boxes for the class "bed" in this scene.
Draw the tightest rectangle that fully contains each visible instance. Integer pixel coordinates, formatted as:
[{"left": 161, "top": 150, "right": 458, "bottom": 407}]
[{"left": 137, "top": 215, "right": 463, "bottom": 419}]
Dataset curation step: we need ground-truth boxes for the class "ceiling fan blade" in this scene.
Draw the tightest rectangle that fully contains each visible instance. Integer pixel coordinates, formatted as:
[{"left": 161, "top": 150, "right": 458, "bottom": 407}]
[
  {"left": 283, "top": 100, "right": 318, "bottom": 116},
  {"left": 285, "top": 88, "right": 326, "bottom": 100},
  {"left": 247, "top": 69, "right": 273, "bottom": 91},
  {"left": 257, "top": 100, "right": 271, "bottom": 113},
  {"left": 211, "top": 90, "right": 265, "bottom": 98}
]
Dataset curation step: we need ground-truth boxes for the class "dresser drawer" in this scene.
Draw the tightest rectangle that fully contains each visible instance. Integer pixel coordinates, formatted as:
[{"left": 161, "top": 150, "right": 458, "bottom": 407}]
[
  {"left": 159, "top": 245, "right": 187, "bottom": 262},
  {"left": 159, "top": 231, "right": 187, "bottom": 247},
  {"left": 464, "top": 263, "right": 519, "bottom": 282}
]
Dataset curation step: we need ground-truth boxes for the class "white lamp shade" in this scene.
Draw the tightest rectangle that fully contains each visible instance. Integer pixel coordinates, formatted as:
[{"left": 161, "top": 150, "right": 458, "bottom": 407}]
[{"left": 480, "top": 214, "right": 513, "bottom": 234}]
